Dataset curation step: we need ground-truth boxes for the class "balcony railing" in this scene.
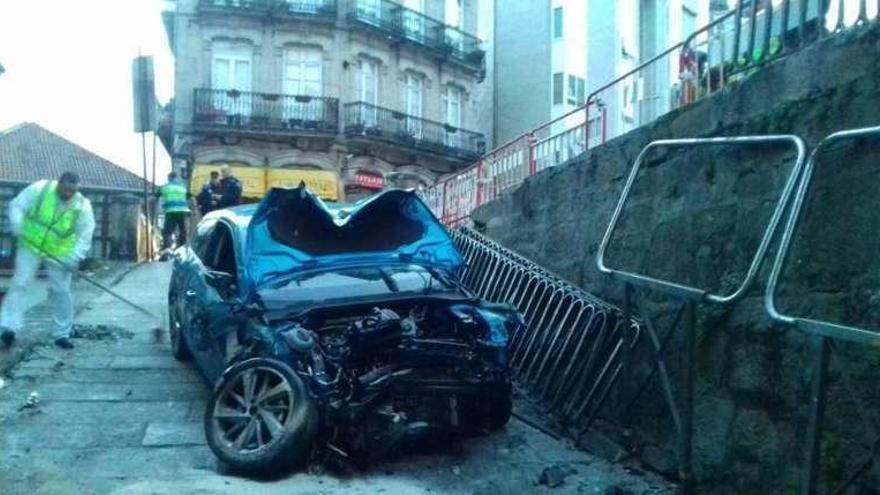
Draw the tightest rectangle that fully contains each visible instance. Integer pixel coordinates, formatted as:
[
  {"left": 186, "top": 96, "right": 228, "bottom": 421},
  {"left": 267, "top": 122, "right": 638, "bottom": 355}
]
[
  {"left": 347, "top": 0, "right": 484, "bottom": 71},
  {"left": 198, "top": 0, "right": 337, "bottom": 20},
  {"left": 193, "top": 88, "right": 339, "bottom": 135},
  {"left": 343, "top": 102, "right": 485, "bottom": 160}
]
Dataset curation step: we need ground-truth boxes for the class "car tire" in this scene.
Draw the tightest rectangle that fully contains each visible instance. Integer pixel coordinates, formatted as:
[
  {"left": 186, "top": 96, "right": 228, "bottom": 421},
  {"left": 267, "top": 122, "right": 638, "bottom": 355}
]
[
  {"left": 459, "top": 393, "right": 512, "bottom": 433},
  {"left": 487, "top": 395, "right": 513, "bottom": 430},
  {"left": 168, "top": 293, "right": 191, "bottom": 361},
  {"left": 204, "top": 358, "right": 317, "bottom": 476}
]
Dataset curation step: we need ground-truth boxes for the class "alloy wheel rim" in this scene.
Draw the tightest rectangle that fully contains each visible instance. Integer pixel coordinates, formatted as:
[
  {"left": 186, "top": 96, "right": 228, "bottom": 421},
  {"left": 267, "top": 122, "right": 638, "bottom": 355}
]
[{"left": 212, "top": 366, "right": 294, "bottom": 453}]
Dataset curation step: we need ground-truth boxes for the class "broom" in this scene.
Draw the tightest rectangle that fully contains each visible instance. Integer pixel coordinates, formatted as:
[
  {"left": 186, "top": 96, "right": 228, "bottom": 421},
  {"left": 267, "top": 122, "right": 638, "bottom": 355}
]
[{"left": 22, "top": 238, "right": 166, "bottom": 343}]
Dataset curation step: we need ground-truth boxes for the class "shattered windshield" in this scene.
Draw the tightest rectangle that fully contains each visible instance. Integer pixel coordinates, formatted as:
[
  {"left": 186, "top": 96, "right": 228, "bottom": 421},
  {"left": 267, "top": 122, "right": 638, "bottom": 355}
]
[{"left": 266, "top": 190, "right": 426, "bottom": 255}]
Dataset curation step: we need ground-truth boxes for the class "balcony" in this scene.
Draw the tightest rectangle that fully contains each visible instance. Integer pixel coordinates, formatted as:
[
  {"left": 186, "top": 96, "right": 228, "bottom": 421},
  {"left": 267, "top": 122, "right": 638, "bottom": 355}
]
[
  {"left": 197, "top": 0, "right": 337, "bottom": 21},
  {"left": 344, "top": 102, "right": 485, "bottom": 161},
  {"left": 193, "top": 88, "right": 339, "bottom": 137},
  {"left": 347, "top": 0, "right": 484, "bottom": 74}
]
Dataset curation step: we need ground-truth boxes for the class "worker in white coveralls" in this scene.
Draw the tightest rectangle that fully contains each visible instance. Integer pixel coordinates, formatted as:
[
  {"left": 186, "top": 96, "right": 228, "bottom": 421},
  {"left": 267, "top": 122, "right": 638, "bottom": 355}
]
[{"left": 0, "top": 172, "right": 95, "bottom": 350}]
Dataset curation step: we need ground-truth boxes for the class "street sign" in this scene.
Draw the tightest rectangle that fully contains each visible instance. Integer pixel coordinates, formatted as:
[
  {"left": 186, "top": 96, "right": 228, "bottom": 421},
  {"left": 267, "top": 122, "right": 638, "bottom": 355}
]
[{"left": 132, "top": 56, "right": 157, "bottom": 132}]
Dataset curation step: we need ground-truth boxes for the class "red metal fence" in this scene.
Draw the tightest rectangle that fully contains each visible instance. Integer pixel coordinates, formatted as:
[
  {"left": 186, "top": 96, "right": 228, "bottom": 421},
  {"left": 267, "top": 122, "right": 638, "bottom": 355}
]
[{"left": 423, "top": 0, "right": 879, "bottom": 226}]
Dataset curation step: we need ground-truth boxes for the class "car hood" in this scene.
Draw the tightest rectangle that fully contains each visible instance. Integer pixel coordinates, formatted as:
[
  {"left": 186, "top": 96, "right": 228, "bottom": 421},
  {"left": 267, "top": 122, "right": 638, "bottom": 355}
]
[{"left": 243, "top": 186, "right": 463, "bottom": 294}]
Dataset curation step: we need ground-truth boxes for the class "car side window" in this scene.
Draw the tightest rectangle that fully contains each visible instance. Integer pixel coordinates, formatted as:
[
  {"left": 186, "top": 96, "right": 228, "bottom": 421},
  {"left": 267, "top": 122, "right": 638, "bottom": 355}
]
[
  {"left": 192, "top": 217, "right": 217, "bottom": 263},
  {"left": 203, "top": 222, "right": 237, "bottom": 278}
]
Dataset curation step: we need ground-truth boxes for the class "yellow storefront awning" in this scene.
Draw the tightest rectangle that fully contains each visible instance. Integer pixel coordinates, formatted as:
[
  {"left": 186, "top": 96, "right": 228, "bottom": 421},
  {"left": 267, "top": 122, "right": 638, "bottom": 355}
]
[
  {"left": 190, "top": 164, "right": 340, "bottom": 201},
  {"left": 266, "top": 168, "right": 339, "bottom": 201}
]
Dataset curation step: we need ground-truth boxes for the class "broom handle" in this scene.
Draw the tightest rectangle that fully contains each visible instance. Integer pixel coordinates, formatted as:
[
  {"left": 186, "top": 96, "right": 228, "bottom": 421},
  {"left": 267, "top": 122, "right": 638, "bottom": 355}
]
[{"left": 21, "top": 239, "right": 161, "bottom": 321}]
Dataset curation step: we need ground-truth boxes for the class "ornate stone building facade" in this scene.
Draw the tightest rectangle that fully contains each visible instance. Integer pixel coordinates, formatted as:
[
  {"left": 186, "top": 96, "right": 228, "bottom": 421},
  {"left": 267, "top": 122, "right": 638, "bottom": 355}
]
[{"left": 161, "top": 0, "right": 487, "bottom": 201}]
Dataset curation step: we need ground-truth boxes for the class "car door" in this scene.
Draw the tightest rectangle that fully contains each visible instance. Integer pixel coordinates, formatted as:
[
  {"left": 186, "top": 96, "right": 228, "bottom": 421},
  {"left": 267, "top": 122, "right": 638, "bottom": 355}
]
[{"left": 181, "top": 220, "right": 239, "bottom": 383}]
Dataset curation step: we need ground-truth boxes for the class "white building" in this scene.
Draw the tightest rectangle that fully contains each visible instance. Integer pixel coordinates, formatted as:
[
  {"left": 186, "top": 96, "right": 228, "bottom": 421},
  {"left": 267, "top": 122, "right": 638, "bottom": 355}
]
[{"left": 492, "top": 0, "right": 712, "bottom": 148}]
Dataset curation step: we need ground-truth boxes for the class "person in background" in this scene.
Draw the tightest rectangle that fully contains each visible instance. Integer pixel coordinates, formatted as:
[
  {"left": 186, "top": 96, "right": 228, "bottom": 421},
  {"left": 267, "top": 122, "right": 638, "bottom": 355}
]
[
  {"left": 158, "top": 171, "right": 190, "bottom": 256},
  {"left": 217, "top": 165, "right": 242, "bottom": 208},
  {"left": 197, "top": 170, "right": 221, "bottom": 216},
  {"left": 0, "top": 172, "right": 95, "bottom": 350}
]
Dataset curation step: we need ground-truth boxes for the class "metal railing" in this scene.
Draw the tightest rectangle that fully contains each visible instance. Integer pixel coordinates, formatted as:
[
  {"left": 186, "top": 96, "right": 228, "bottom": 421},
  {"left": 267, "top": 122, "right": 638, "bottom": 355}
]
[
  {"left": 421, "top": 0, "right": 880, "bottom": 227},
  {"left": 452, "top": 227, "right": 639, "bottom": 436},
  {"left": 422, "top": 34, "right": 687, "bottom": 226},
  {"left": 343, "top": 101, "right": 485, "bottom": 160},
  {"left": 193, "top": 88, "right": 339, "bottom": 134},
  {"left": 197, "top": 0, "right": 338, "bottom": 18},
  {"left": 764, "top": 126, "right": 880, "bottom": 494},
  {"left": 346, "top": 0, "right": 484, "bottom": 70},
  {"left": 681, "top": 0, "right": 879, "bottom": 106}
]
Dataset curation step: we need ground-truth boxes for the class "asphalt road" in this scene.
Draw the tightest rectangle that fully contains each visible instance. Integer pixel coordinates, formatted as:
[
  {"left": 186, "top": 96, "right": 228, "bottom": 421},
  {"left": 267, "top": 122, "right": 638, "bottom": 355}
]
[{"left": 0, "top": 262, "right": 672, "bottom": 494}]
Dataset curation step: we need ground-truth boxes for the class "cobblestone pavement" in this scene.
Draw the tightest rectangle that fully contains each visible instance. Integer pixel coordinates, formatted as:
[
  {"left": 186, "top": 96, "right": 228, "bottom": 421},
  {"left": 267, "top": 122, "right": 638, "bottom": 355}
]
[{"left": 0, "top": 262, "right": 673, "bottom": 494}]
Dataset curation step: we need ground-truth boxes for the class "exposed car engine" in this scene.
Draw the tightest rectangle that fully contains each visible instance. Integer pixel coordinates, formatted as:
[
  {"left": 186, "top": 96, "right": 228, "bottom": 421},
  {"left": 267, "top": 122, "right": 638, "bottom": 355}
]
[{"left": 227, "top": 300, "right": 520, "bottom": 467}]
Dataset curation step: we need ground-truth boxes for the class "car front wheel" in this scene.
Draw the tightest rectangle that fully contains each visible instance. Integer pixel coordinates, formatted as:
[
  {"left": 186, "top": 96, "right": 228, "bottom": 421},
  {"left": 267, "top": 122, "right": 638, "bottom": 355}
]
[
  {"left": 168, "top": 294, "right": 191, "bottom": 361},
  {"left": 204, "top": 358, "right": 317, "bottom": 475}
]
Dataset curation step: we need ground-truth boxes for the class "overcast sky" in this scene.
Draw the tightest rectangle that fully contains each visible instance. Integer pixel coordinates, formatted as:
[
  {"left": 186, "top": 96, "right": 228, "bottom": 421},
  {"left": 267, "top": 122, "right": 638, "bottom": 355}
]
[{"left": 0, "top": 0, "right": 174, "bottom": 183}]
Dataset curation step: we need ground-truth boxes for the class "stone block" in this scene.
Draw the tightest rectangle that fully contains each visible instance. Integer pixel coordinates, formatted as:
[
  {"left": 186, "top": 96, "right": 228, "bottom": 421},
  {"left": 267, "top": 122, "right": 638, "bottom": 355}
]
[{"left": 142, "top": 422, "right": 205, "bottom": 447}]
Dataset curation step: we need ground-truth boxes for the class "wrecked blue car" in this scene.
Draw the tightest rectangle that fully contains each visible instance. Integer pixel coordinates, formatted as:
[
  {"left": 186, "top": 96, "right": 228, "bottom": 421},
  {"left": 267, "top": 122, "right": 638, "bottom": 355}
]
[{"left": 168, "top": 187, "right": 520, "bottom": 474}]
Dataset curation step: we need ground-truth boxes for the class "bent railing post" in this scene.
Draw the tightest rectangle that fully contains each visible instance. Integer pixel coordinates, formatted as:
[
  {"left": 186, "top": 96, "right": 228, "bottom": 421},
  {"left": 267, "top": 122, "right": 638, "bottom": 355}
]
[
  {"left": 763, "top": 125, "right": 880, "bottom": 493},
  {"left": 597, "top": 135, "right": 807, "bottom": 495}
]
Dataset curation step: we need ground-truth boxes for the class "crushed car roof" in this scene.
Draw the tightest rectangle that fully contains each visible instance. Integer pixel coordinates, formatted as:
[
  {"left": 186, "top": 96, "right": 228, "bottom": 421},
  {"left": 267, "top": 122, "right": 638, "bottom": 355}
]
[{"left": 213, "top": 187, "right": 464, "bottom": 295}]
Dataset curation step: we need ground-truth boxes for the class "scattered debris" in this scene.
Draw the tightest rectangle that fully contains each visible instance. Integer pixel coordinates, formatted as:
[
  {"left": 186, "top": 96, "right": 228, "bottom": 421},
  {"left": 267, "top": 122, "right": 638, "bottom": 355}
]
[
  {"left": 19, "top": 391, "right": 40, "bottom": 411},
  {"left": 452, "top": 465, "right": 461, "bottom": 475},
  {"left": 534, "top": 463, "right": 578, "bottom": 488},
  {"left": 71, "top": 324, "right": 134, "bottom": 341}
]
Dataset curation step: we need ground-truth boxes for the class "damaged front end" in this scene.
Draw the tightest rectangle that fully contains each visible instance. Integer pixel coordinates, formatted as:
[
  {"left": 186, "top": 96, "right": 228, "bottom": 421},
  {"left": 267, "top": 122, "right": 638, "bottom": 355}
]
[
  {"left": 206, "top": 296, "right": 521, "bottom": 471},
  {"left": 185, "top": 187, "right": 522, "bottom": 474}
]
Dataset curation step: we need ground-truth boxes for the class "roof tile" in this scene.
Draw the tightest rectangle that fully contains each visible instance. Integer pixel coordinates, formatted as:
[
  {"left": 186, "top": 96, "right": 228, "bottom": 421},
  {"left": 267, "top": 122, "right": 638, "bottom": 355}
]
[{"left": 0, "top": 123, "right": 150, "bottom": 191}]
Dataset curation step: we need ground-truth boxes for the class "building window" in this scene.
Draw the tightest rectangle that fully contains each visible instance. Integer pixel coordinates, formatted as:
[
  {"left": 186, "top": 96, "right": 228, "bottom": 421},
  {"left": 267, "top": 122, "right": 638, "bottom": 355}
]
[
  {"left": 445, "top": 0, "right": 464, "bottom": 51},
  {"left": 403, "top": 0, "right": 425, "bottom": 41},
  {"left": 552, "top": 7, "right": 563, "bottom": 39},
  {"left": 212, "top": 42, "right": 253, "bottom": 115},
  {"left": 404, "top": 72, "right": 424, "bottom": 137},
  {"left": 359, "top": 58, "right": 379, "bottom": 104},
  {"left": 359, "top": 58, "right": 379, "bottom": 126},
  {"left": 404, "top": 73, "right": 423, "bottom": 117},
  {"left": 445, "top": 85, "right": 462, "bottom": 128},
  {"left": 567, "top": 75, "right": 585, "bottom": 105},
  {"left": 445, "top": 0, "right": 462, "bottom": 29},
  {"left": 444, "top": 85, "right": 463, "bottom": 148},
  {"left": 284, "top": 47, "right": 322, "bottom": 96},
  {"left": 212, "top": 43, "right": 252, "bottom": 91},
  {"left": 552, "top": 72, "right": 563, "bottom": 105}
]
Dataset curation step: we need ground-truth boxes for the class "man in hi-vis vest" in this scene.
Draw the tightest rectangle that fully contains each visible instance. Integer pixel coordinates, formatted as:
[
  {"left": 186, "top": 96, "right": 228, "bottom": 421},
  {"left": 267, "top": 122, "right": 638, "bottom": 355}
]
[
  {"left": 159, "top": 171, "right": 190, "bottom": 257},
  {"left": 0, "top": 172, "right": 95, "bottom": 349}
]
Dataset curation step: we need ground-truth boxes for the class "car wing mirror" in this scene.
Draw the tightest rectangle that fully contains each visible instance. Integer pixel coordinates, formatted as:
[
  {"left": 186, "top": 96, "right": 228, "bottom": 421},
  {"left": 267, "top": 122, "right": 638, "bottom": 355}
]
[
  {"left": 205, "top": 270, "right": 235, "bottom": 289},
  {"left": 206, "top": 270, "right": 238, "bottom": 300}
]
